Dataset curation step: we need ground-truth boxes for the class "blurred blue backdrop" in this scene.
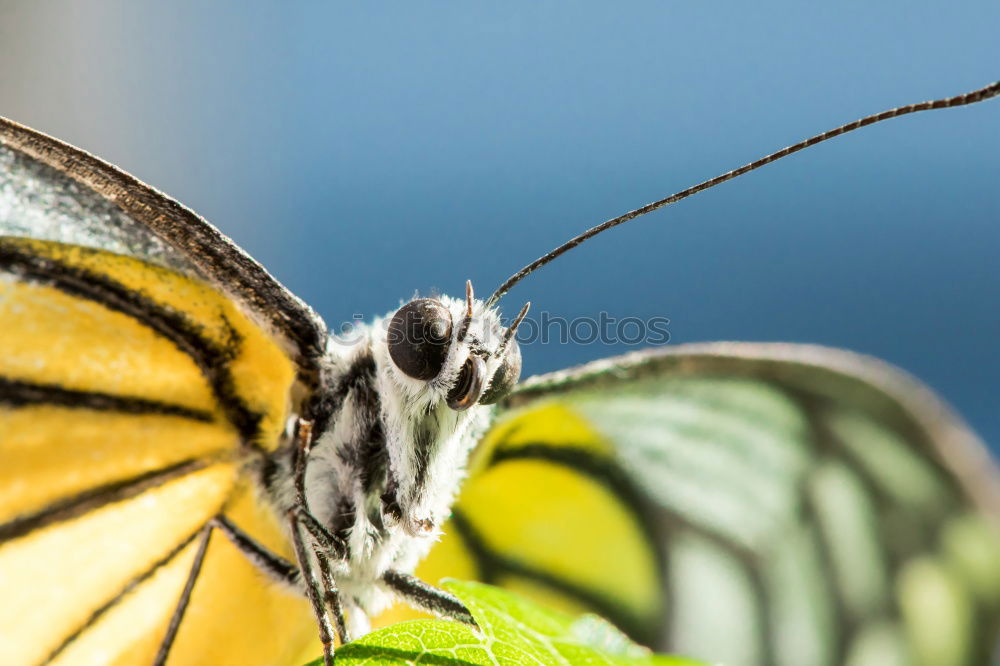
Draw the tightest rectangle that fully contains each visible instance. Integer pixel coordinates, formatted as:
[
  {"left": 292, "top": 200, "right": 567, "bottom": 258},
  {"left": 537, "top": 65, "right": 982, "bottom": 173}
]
[{"left": 1, "top": 2, "right": 997, "bottom": 452}]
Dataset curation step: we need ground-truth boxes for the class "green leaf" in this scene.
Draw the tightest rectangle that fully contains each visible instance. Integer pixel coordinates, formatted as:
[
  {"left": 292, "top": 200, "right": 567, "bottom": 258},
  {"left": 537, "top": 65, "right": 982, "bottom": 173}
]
[{"left": 305, "top": 580, "right": 705, "bottom": 665}]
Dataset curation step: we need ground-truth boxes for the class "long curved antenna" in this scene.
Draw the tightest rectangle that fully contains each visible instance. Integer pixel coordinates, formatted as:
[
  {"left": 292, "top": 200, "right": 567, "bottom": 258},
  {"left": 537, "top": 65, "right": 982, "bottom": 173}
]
[{"left": 486, "top": 79, "right": 1000, "bottom": 307}]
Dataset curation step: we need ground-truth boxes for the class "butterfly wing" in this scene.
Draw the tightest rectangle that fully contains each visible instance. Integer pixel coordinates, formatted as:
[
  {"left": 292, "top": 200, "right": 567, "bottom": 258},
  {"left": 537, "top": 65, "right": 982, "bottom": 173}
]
[
  {"left": 0, "top": 117, "right": 327, "bottom": 366},
  {"left": 0, "top": 120, "right": 321, "bottom": 664},
  {"left": 403, "top": 342, "right": 1000, "bottom": 666}
]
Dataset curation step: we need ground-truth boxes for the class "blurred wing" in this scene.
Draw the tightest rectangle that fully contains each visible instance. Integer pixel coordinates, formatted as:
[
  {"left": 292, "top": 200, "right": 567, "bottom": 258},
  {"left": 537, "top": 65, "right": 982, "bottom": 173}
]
[
  {"left": 407, "top": 342, "right": 1000, "bottom": 666},
  {"left": 0, "top": 119, "right": 320, "bottom": 664}
]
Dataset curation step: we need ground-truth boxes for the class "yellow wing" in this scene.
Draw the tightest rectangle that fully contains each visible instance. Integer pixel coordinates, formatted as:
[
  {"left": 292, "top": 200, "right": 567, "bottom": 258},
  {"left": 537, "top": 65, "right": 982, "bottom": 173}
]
[
  {"left": 0, "top": 115, "right": 331, "bottom": 664},
  {"left": 384, "top": 343, "right": 1000, "bottom": 666},
  {"left": 0, "top": 236, "right": 321, "bottom": 664},
  {"left": 0, "top": 237, "right": 320, "bottom": 665}
]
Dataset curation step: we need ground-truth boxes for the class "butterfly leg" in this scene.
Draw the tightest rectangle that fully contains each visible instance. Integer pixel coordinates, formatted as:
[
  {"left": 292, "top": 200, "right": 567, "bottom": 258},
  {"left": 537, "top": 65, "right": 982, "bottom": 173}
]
[
  {"left": 298, "top": 505, "right": 347, "bottom": 558},
  {"left": 153, "top": 523, "right": 214, "bottom": 666},
  {"left": 380, "top": 570, "right": 476, "bottom": 626},
  {"left": 212, "top": 514, "right": 299, "bottom": 585},
  {"left": 213, "top": 512, "right": 349, "bottom": 647},
  {"left": 312, "top": 545, "right": 350, "bottom": 643},
  {"left": 290, "top": 512, "right": 338, "bottom": 666},
  {"left": 287, "top": 417, "right": 352, "bottom": 663}
]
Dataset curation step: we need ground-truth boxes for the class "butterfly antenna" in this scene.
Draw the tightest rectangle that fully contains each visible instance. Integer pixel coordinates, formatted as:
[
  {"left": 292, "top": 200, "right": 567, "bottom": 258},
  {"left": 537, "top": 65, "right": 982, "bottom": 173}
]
[{"left": 486, "top": 79, "right": 1000, "bottom": 307}]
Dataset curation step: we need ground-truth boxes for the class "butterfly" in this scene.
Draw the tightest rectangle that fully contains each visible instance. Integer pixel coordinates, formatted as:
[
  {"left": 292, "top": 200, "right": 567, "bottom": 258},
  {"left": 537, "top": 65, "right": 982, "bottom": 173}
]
[{"left": 1, "top": 80, "right": 998, "bottom": 666}]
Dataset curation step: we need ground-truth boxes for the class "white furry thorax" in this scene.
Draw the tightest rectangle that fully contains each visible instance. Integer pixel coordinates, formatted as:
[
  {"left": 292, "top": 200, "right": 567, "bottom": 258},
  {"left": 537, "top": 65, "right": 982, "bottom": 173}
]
[{"left": 290, "top": 293, "right": 510, "bottom": 612}]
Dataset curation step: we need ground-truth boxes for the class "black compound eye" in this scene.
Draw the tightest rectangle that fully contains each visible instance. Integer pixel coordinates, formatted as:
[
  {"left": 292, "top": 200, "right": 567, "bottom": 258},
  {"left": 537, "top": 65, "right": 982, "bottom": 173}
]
[
  {"left": 388, "top": 299, "right": 454, "bottom": 380},
  {"left": 479, "top": 339, "right": 522, "bottom": 405}
]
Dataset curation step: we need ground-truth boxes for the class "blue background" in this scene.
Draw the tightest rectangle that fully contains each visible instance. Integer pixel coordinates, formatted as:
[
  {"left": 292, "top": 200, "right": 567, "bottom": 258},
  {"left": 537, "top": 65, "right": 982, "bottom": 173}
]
[{"left": 2, "top": 2, "right": 998, "bottom": 452}]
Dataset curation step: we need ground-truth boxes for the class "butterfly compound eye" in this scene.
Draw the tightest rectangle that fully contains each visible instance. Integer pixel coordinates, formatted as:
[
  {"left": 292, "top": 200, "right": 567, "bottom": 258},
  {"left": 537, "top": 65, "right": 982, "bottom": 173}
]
[
  {"left": 479, "top": 339, "right": 522, "bottom": 405},
  {"left": 388, "top": 299, "right": 454, "bottom": 380}
]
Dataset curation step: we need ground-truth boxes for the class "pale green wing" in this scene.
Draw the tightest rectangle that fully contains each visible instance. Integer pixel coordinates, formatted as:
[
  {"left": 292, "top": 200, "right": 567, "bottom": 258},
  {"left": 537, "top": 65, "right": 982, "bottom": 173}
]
[{"left": 411, "top": 342, "right": 1000, "bottom": 666}]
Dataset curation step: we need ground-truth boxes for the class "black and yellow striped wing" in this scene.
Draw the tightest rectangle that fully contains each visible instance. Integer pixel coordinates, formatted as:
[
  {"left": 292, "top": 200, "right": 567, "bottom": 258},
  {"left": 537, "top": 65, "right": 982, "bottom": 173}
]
[
  {"left": 0, "top": 119, "right": 322, "bottom": 664},
  {"left": 399, "top": 343, "right": 1000, "bottom": 666}
]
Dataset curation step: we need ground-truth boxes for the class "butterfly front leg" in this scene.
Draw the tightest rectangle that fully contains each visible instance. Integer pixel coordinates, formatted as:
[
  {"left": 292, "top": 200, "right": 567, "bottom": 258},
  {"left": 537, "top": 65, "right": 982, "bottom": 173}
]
[
  {"left": 289, "top": 510, "right": 345, "bottom": 666},
  {"left": 287, "top": 417, "right": 350, "bottom": 665},
  {"left": 153, "top": 513, "right": 350, "bottom": 666},
  {"left": 380, "top": 570, "right": 476, "bottom": 626},
  {"left": 154, "top": 524, "right": 214, "bottom": 666},
  {"left": 211, "top": 512, "right": 349, "bottom": 658}
]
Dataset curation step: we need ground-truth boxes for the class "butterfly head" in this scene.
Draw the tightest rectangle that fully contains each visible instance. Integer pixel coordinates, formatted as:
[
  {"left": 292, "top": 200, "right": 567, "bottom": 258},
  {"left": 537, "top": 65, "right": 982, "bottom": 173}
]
[
  {"left": 364, "top": 281, "right": 527, "bottom": 537},
  {"left": 384, "top": 280, "right": 526, "bottom": 411}
]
